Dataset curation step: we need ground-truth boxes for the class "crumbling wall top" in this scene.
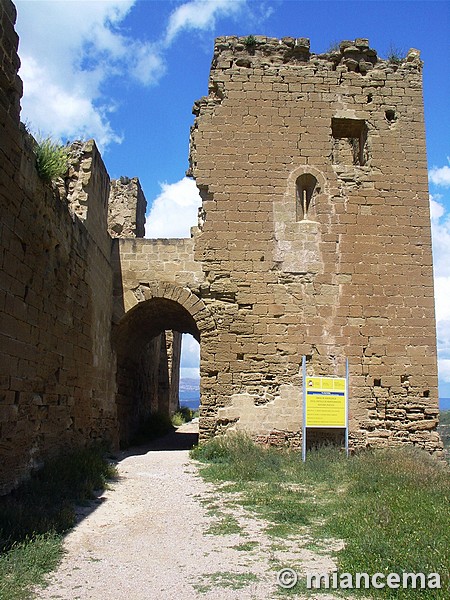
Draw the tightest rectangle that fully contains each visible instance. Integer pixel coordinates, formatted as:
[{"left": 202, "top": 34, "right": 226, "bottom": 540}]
[
  {"left": 210, "top": 36, "right": 422, "bottom": 76},
  {"left": 108, "top": 176, "right": 147, "bottom": 238}
]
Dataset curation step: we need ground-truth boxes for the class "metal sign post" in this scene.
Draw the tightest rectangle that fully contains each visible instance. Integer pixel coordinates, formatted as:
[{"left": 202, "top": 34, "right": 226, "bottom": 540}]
[
  {"left": 302, "top": 355, "right": 349, "bottom": 462},
  {"left": 302, "top": 355, "right": 307, "bottom": 462},
  {"left": 345, "top": 358, "right": 349, "bottom": 458}
]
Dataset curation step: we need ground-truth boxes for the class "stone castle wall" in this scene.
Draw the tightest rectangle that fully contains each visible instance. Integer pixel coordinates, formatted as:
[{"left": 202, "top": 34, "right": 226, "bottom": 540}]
[
  {"left": 0, "top": 0, "right": 181, "bottom": 490},
  {"left": 0, "top": 0, "right": 444, "bottom": 494},
  {"left": 0, "top": 2, "right": 118, "bottom": 493},
  {"left": 189, "top": 36, "right": 442, "bottom": 453}
]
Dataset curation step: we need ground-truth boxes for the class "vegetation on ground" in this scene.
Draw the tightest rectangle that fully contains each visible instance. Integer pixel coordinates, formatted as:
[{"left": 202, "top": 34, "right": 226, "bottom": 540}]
[
  {"left": 172, "top": 407, "right": 196, "bottom": 427},
  {"left": 0, "top": 446, "right": 117, "bottom": 600},
  {"left": 34, "top": 137, "right": 69, "bottom": 183},
  {"left": 439, "top": 410, "right": 450, "bottom": 426},
  {"left": 194, "top": 570, "right": 258, "bottom": 593},
  {"left": 191, "top": 433, "right": 450, "bottom": 598}
]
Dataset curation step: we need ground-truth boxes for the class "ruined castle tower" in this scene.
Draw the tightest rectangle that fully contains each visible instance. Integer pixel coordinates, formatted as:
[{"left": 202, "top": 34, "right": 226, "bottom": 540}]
[
  {"left": 0, "top": 6, "right": 444, "bottom": 495},
  {"left": 189, "top": 37, "right": 442, "bottom": 452}
]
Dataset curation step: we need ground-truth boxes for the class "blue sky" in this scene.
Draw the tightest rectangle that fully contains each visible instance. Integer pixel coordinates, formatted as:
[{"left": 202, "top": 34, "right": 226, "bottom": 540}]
[{"left": 14, "top": 0, "right": 450, "bottom": 395}]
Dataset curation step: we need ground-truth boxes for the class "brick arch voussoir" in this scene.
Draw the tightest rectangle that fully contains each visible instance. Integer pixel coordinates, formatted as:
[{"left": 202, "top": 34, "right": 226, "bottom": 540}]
[{"left": 128, "top": 281, "right": 215, "bottom": 336}]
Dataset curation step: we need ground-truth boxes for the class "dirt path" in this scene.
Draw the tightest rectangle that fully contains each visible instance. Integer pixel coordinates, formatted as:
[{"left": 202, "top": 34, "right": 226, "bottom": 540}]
[{"left": 34, "top": 423, "right": 339, "bottom": 600}]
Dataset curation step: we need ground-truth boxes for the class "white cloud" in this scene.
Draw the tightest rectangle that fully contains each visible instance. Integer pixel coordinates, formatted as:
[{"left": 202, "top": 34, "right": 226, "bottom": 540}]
[
  {"left": 181, "top": 334, "right": 200, "bottom": 380},
  {"left": 181, "top": 367, "right": 200, "bottom": 380},
  {"left": 15, "top": 0, "right": 253, "bottom": 150},
  {"left": 19, "top": 55, "right": 122, "bottom": 149},
  {"left": 15, "top": 0, "right": 164, "bottom": 149},
  {"left": 430, "top": 196, "right": 444, "bottom": 222},
  {"left": 165, "top": 0, "right": 245, "bottom": 44},
  {"left": 145, "top": 178, "right": 201, "bottom": 238},
  {"left": 430, "top": 193, "right": 450, "bottom": 392},
  {"left": 439, "top": 359, "right": 450, "bottom": 384},
  {"left": 435, "top": 277, "right": 450, "bottom": 325},
  {"left": 429, "top": 160, "right": 450, "bottom": 187},
  {"left": 430, "top": 197, "right": 450, "bottom": 278}
]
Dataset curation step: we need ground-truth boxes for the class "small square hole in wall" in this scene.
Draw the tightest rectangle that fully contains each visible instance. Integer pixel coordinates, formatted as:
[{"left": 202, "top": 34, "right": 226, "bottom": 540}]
[
  {"left": 423, "top": 390, "right": 430, "bottom": 398},
  {"left": 332, "top": 118, "right": 368, "bottom": 166},
  {"left": 374, "top": 378, "right": 382, "bottom": 387}
]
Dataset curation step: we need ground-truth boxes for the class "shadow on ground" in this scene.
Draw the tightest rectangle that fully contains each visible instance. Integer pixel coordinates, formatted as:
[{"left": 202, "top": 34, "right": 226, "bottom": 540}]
[{"left": 121, "top": 421, "right": 199, "bottom": 457}]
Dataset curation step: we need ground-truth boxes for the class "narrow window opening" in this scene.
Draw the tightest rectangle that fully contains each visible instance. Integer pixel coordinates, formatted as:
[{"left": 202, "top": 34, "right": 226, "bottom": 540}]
[
  {"left": 296, "top": 173, "right": 318, "bottom": 221},
  {"left": 367, "top": 93, "right": 373, "bottom": 103},
  {"left": 332, "top": 118, "right": 368, "bottom": 166},
  {"left": 423, "top": 390, "right": 430, "bottom": 398}
]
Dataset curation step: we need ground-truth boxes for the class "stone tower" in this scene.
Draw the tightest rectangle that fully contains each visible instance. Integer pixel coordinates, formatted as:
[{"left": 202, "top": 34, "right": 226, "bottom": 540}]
[{"left": 189, "top": 37, "right": 442, "bottom": 453}]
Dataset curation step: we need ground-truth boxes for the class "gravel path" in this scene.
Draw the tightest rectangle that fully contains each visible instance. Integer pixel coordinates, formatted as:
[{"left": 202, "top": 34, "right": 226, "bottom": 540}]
[{"left": 34, "top": 423, "right": 340, "bottom": 600}]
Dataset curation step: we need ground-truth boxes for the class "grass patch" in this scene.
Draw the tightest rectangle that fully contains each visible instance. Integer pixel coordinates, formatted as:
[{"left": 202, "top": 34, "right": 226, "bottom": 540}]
[
  {"left": 0, "top": 446, "right": 116, "bottom": 600},
  {"left": 194, "top": 570, "right": 258, "bottom": 593},
  {"left": 326, "top": 448, "right": 450, "bottom": 598},
  {"left": 192, "top": 433, "right": 450, "bottom": 598},
  {"left": 34, "top": 137, "right": 69, "bottom": 183},
  {"left": 172, "top": 407, "right": 195, "bottom": 427},
  {"left": 206, "top": 514, "right": 242, "bottom": 536},
  {"left": 0, "top": 533, "right": 61, "bottom": 600},
  {"left": 231, "top": 540, "right": 258, "bottom": 552}
]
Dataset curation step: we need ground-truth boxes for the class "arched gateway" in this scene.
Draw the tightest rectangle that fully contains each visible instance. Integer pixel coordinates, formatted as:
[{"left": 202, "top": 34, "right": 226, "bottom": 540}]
[{"left": 110, "top": 235, "right": 216, "bottom": 445}]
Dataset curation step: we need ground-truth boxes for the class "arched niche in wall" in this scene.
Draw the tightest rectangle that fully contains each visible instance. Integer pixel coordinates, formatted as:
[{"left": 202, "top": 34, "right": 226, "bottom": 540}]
[
  {"left": 296, "top": 173, "right": 319, "bottom": 221},
  {"left": 273, "top": 165, "right": 328, "bottom": 274}
]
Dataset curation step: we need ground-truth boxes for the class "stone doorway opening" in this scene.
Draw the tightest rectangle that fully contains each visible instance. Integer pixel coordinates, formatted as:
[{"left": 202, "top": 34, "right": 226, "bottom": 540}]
[{"left": 113, "top": 297, "right": 201, "bottom": 448}]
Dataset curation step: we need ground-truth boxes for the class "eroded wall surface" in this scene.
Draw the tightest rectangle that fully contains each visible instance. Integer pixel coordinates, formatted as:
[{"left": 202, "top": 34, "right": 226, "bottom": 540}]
[{"left": 189, "top": 36, "right": 442, "bottom": 453}]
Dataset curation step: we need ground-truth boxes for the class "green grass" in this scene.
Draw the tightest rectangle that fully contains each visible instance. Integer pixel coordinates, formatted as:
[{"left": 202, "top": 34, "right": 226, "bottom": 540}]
[
  {"left": 191, "top": 433, "right": 450, "bottom": 599},
  {"left": 34, "top": 137, "right": 69, "bottom": 182},
  {"left": 206, "top": 514, "right": 242, "bottom": 536},
  {"left": 231, "top": 541, "right": 258, "bottom": 552},
  {"left": 0, "top": 446, "right": 117, "bottom": 600},
  {"left": 194, "top": 570, "right": 258, "bottom": 593},
  {"left": 0, "top": 533, "right": 61, "bottom": 600},
  {"left": 172, "top": 407, "right": 196, "bottom": 427}
]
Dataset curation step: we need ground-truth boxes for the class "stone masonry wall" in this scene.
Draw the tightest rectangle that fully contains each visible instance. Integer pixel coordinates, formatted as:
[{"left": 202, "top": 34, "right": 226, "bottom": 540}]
[
  {"left": 108, "top": 176, "right": 147, "bottom": 238},
  {"left": 0, "top": 0, "right": 118, "bottom": 493},
  {"left": 1, "top": 0, "right": 443, "bottom": 496},
  {"left": 111, "top": 237, "right": 204, "bottom": 444},
  {"left": 189, "top": 36, "right": 442, "bottom": 454}
]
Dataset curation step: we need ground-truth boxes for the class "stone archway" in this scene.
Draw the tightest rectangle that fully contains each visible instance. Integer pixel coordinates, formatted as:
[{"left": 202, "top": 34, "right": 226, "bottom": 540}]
[{"left": 112, "top": 282, "right": 214, "bottom": 446}]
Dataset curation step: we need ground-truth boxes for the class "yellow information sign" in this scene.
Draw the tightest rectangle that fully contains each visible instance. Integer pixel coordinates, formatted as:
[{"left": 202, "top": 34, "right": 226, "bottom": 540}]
[{"left": 305, "top": 376, "right": 347, "bottom": 427}]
